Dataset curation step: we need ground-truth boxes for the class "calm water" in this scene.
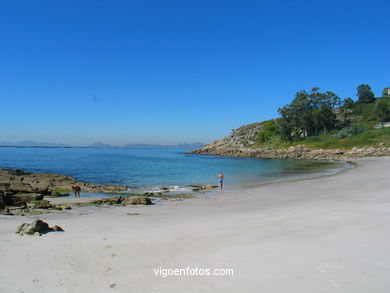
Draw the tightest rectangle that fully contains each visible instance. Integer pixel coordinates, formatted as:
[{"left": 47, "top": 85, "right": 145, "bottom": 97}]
[{"left": 0, "top": 147, "right": 343, "bottom": 192}]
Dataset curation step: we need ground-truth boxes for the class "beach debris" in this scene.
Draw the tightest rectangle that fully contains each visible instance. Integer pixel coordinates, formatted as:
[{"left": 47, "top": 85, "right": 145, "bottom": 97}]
[
  {"left": 122, "top": 196, "right": 152, "bottom": 205},
  {"left": 127, "top": 212, "right": 141, "bottom": 216},
  {"left": 109, "top": 283, "right": 116, "bottom": 288},
  {"left": 15, "top": 219, "right": 64, "bottom": 236}
]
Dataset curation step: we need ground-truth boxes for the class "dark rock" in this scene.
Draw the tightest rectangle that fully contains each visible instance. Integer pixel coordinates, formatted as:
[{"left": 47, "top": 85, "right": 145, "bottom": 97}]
[
  {"left": 16, "top": 219, "right": 63, "bottom": 235},
  {"left": 30, "top": 219, "right": 51, "bottom": 233},
  {"left": 189, "top": 184, "right": 218, "bottom": 192},
  {"left": 143, "top": 192, "right": 162, "bottom": 196},
  {"left": 92, "top": 196, "right": 124, "bottom": 205},
  {"left": 9, "top": 183, "right": 34, "bottom": 193},
  {"left": 0, "top": 183, "right": 11, "bottom": 193},
  {"left": 0, "top": 195, "right": 4, "bottom": 209},
  {"left": 0, "top": 168, "right": 128, "bottom": 197},
  {"left": 29, "top": 200, "right": 53, "bottom": 209},
  {"left": 16, "top": 223, "right": 35, "bottom": 234},
  {"left": 122, "top": 196, "right": 152, "bottom": 205},
  {"left": 12, "top": 193, "right": 44, "bottom": 207},
  {"left": 50, "top": 191, "right": 70, "bottom": 197}
]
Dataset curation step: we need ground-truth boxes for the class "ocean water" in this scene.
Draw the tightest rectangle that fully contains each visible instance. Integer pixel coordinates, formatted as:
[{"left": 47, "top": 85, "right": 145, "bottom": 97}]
[{"left": 0, "top": 147, "right": 344, "bottom": 192}]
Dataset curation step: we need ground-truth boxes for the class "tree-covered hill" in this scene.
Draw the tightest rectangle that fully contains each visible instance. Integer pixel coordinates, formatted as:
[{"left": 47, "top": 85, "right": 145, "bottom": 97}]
[{"left": 202, "top": 84, "right": 390, "bottom": 151}]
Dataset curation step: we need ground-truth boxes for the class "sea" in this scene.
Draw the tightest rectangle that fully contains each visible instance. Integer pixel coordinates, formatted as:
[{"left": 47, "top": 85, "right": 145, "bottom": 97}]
[{"left": 0, "top": 147, "right": 345, "bottom": 194}]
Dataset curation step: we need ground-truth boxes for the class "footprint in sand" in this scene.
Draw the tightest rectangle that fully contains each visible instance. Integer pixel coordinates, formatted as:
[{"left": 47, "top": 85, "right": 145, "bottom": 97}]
[
  {"left": 104, "top": 245, "right": 112, "bottom": 249},
  {"left": 111, "top": 253, "right": 117, "bottom": 257},
  {"left": 316, "top": 267, "right": 327, "bottom": 273},
  {"left": 109, "top": 283, "right": 116, "bottom": 288},
  {"left": 331, "top": 280, "right": 341, "bottom": 288}
]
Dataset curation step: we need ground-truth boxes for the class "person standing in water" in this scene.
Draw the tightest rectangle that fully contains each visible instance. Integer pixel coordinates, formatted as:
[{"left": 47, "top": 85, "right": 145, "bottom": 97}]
[
  {"left": 218, "top": 172, "right": 224, "bottom": 190},
  {"left": 71, "top": 185, "right": 81, "bottom": 198}
]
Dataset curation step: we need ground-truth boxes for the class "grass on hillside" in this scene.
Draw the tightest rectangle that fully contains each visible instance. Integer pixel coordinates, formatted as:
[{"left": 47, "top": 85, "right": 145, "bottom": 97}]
[
  {"left": 246, "top": 97, "right": 390, "bottom": 150},
  {"left": 287, "top": 127, "right": 390, "bottom": 149}
]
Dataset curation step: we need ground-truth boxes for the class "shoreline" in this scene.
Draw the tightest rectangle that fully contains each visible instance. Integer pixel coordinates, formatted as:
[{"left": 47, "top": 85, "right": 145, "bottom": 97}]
[
  {"left": 0, "top": 157, "right": 350, "bottom": 205},
  {"left": 233, "top": 159, "right": 355, "bottom": 191},
  {"left": 189, "top": 144, "right": 390, "bottom": 161}
]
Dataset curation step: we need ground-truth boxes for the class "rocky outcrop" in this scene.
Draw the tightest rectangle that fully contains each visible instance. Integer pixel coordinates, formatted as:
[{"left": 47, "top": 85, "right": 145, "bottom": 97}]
[
  {"left": 0, "top": 196, "right": 4, "bottom": 209},
  {"left": 190, "top": 120, "right": 390, "bottom": 160},
  {"left": 92, "top": 196, "right": 124, "bottom": 205},
  {"left": 188, "top": 184, "right": 219, "bottom": 192},
  {"left": 50, "top": 191, "right": 70, "bottom": 197},
  {"left": 191, "top": 143, "right": 390, "bottom": 160},
  {"left": 0, "top": 168, "right": 128, "bottom": 212},
  {"left": 203, "top": 122, "right": 263, "bottom": 150},
  {"left": 88, "top": 196, "right": 153, "bottom": 206},
  {"left": 16, "top": 219, "right": 64, "bottom": 236},
  {"left": 122, "top": 196, "right": 152, "bottom": 205},
  {"left": 10, "top": 193, "right": 44, "bottom": 207},
  {"left": 0, "top": 168, "right": 127, "bottom": 195}
]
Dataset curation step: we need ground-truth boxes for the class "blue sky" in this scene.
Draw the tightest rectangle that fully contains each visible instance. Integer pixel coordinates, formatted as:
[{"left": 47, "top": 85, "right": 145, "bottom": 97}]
[{"left": 1, "top": 0, "right": 389, "bottom": 145}]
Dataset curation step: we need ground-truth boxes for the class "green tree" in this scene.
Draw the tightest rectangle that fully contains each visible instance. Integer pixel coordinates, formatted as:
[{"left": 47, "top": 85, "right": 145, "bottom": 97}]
[
  {"left": 382, "top": 87, "right": 390, "bottom": 97},
  {"left": 278, "top": 88, "right": 340, "bottom": 139},
  {"left": 342, "top": 97, "right": 354, "bottom": 109},
  {"left": 314, "top": 91, "right": 340, "bottom": 133},
  {"left": 357, "top": 84, "right": 375, "bottom": 104},
  {"left": 339, "top": 97, "right": 355, "bottom": 123},
  {"left": 375, "top": 100, "right": 390, "bottom": 123}
]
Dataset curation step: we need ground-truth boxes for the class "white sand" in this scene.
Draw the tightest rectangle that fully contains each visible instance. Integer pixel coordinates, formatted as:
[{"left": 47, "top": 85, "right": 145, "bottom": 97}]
[{"left": 1, "top": 157, "right": 390, "bottom": 293}]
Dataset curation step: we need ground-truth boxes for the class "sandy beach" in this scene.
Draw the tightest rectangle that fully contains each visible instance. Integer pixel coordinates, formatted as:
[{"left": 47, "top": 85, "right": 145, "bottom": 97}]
[{"left": 1, "top": 157, "right": 390, "bottom": 292}]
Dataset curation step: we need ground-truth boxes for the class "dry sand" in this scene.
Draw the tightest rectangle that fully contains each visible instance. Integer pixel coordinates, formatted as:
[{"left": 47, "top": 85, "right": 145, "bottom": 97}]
[{"left": 1, "top": 157, "right": 390, "bottom": 293}]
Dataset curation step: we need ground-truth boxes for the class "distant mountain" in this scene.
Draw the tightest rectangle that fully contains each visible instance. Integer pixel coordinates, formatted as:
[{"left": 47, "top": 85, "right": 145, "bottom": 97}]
[
  {"left": 0, "top": 141, "right": 204, "bottom": 149},
  {"left": 0, "top": 140, "right": 70, "bottom": 147},
  {"left": 87, "top": 142, "right": 116, "bottom": 148}
]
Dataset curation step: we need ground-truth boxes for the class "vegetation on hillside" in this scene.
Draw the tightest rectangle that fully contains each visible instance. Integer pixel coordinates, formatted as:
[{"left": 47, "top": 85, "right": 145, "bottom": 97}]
[{"left": 248, "top": 84, "right": 390, "bottom": 149}]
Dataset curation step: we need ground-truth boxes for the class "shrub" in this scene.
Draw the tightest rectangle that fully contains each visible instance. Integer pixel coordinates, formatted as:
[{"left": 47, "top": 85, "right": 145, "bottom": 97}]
[
  {"left": 256, "top": 120, "right": 281, "bottom": 142},
  {"left": 333, "top": 126, "right": 365, "bottom": 138},
  {"left": 375, "top": 100, "right": 390, "bottom": 122}
]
